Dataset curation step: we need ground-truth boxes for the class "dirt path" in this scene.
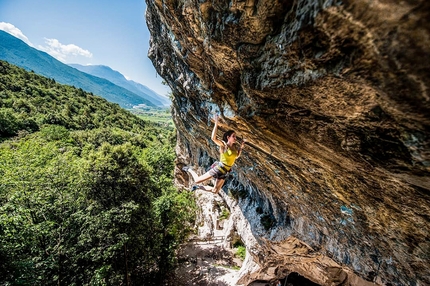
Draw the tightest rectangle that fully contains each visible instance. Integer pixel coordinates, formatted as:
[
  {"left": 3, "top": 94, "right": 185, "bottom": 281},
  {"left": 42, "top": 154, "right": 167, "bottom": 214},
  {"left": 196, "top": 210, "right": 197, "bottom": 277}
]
[
  {"left": 165, "top": 235, "right": 242, "bottom": 285},
  {"left": 164, "top": 190, "right": 243, "bottom": 285}
]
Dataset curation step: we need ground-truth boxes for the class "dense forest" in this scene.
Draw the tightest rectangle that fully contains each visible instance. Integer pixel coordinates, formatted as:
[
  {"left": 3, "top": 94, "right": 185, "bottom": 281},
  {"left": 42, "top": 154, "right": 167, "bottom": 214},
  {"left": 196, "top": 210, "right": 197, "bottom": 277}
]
[{"left": 0, "top": 60, "right": 196, "bottom": 285}]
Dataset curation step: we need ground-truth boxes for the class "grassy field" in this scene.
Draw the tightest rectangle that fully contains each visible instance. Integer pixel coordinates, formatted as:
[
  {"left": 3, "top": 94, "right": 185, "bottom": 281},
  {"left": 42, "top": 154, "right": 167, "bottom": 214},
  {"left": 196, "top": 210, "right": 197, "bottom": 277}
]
[{"left": 129, "top": 107, "right": 174, "bottom": 129}]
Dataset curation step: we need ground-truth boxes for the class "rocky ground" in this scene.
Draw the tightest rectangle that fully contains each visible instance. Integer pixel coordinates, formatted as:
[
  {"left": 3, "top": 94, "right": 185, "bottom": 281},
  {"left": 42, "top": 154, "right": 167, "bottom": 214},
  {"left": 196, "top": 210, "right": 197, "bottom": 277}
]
[
  {"left": 163, "top": 189, "right": 243, "bottom": 285},
  {"left": 166, "top": 236, "right": 242, "bottom": 285},
  {"left": 164, "top": 185, "right": 324, "bottom": 286}
]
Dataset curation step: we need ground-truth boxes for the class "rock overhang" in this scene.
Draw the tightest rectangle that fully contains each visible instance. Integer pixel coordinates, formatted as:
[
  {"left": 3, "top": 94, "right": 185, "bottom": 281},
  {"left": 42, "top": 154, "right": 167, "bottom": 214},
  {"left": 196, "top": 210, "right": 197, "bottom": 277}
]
[{"left": 145, "top": 0, "right": 430, "bottom": 285}]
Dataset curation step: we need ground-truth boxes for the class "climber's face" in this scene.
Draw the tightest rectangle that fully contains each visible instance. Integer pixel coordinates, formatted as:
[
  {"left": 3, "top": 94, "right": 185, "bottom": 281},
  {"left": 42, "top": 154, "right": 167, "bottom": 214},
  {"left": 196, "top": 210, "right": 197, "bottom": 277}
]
[{"left": 227, "top": 133, "right": 237, "bottom": 144}]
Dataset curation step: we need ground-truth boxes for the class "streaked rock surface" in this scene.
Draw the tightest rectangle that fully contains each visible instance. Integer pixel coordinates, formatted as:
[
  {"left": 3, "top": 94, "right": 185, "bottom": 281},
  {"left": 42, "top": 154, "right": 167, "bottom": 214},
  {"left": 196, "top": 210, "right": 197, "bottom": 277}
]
[{"left": 145, "top": 0, "right": 430, "bottom": 285}]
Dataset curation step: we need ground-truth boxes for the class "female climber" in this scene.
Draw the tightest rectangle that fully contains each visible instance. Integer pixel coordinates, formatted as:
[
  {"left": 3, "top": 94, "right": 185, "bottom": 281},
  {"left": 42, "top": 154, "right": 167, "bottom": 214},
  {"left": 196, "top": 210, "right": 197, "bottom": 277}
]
[{"left": 182, "top": 113, "right": 246, "bottom": 194}]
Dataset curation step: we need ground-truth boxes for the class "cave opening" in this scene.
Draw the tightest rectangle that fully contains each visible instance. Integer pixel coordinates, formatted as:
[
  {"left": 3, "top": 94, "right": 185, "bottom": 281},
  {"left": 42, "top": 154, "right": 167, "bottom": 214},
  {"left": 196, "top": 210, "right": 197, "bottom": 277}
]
[
  {"left": 249, "top": 272, "right": 322, "bottom": 286},
  {"left": 284, "top": 272, "right": 322, "bottom": 286}
]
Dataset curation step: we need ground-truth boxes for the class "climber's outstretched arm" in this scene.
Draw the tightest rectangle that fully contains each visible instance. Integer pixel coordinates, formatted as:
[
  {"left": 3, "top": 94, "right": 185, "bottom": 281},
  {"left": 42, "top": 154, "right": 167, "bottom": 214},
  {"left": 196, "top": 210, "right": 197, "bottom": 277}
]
[{"left": 211, "top": 114, "right": 224, "bottom": 148}]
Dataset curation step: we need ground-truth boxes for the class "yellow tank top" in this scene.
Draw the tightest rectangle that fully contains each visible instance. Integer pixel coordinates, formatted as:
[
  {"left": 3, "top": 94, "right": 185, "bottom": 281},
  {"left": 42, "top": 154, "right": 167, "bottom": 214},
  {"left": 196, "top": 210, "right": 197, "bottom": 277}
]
[{"left": 220, "top": 147, "right": 238, "bottom": 170}]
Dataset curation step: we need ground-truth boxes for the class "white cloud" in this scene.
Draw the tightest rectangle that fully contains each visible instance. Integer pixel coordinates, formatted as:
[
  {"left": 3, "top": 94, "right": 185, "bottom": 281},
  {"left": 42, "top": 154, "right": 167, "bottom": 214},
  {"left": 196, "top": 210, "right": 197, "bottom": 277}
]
[
  {"left": 38, "top": 38, "right": 93, "bottom": 63},
  {"left": 0, "top": 22, "right": 33, "bottom": 46}
]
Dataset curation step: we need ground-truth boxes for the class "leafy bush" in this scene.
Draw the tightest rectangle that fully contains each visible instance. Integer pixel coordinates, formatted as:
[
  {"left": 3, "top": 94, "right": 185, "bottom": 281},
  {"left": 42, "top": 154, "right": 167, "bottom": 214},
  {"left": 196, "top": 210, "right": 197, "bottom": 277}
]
[
  {"left": 233, "top": 239, "right": 246, "bottom": 261},
  {"left": 219, "top": 207, "right": 230, "bottom": 220},
  {"left": 235, "top": 245, "right": 246, "bottom": 261}
]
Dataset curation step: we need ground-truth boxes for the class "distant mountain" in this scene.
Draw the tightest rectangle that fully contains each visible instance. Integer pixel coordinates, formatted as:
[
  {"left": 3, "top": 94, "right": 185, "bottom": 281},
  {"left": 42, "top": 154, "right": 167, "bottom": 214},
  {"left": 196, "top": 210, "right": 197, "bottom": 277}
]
[
  {"left": 0, "top": 30, "right": 155, "bottom": 109},
  {"left": 69, "top": 64, "right": 170, "bottom": 107}
]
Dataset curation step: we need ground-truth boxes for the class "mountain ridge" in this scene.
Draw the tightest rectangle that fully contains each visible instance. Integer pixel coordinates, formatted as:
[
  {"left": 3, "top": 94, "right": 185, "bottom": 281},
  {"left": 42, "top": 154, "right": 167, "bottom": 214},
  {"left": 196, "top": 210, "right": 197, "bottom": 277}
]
[
  {"left": 69, "top": 63, "right": 170, "bottom": 107},
  {"left": 0, "top": 30, "right": 157, "bottom": 108}
]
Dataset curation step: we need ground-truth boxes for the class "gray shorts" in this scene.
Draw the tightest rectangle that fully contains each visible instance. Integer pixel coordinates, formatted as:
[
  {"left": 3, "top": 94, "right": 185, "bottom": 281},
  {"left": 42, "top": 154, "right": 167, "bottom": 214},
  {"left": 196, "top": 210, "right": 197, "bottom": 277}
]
[{"left": 209, "top": 162, "right": 230, "bottom": 179}]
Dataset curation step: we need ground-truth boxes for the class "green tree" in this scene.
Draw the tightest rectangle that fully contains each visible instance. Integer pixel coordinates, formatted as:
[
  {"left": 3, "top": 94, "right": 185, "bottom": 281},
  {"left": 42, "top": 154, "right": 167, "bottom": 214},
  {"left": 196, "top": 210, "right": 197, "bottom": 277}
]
[
  {"left": 0, "top": 60, "right": 197, "bottom": 285},
  {"left": 0, "top": 108, "right": 20, "bottom": 137},
  {"left": 0, "top": 136, "right": 87, "bottom": 285}
]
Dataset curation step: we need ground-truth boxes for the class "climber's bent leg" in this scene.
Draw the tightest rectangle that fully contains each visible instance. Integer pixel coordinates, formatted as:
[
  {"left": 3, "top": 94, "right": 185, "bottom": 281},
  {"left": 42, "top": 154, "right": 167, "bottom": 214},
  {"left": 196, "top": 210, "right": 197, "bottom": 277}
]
[{"left": 212, "top": 179, "right": 225, "bottom": 194}]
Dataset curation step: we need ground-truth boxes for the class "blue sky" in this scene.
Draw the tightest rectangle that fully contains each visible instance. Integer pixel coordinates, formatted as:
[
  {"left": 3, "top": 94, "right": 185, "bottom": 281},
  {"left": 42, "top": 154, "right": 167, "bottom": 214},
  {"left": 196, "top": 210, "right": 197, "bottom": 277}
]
[{"left": 0, "top": 0, "right": 170, "bottom": 96}]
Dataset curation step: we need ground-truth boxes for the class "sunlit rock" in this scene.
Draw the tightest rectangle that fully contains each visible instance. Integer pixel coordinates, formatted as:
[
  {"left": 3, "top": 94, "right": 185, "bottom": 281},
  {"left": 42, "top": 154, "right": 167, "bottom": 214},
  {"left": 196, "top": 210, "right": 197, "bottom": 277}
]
[{"left": 145, "top": 0, "right": 430, "bottom": 285}]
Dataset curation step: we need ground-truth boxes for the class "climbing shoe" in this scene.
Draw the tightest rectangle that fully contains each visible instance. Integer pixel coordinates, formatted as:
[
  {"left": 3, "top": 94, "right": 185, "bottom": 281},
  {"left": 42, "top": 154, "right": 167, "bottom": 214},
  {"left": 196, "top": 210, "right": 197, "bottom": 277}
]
[
  {"left": 182, "top": 166, "right": 189, "bottom": 172},
  {"left": 191, "top": 185, "right": 199, "bottom": 191}
]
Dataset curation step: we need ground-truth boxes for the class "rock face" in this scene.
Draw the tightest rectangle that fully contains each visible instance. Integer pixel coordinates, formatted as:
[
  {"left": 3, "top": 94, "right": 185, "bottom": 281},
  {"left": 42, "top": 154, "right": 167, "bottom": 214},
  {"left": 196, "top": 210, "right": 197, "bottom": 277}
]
[{"left": 145, "top": 0, "right": 430, "bottom": 285}]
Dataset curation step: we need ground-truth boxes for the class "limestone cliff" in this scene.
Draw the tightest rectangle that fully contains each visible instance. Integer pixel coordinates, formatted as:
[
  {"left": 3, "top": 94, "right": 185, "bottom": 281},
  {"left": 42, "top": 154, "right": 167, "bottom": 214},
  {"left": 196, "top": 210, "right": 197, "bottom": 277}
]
[{"left": 145, "top": 0, "right": 430, "bottom": 285}]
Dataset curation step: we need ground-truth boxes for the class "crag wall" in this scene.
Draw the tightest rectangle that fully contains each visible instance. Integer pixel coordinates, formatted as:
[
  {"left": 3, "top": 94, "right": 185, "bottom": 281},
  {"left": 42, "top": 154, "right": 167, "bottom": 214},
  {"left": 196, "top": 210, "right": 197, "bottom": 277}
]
[{"left": 145, "top": 0, "right": 429, "bottom": 285}]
